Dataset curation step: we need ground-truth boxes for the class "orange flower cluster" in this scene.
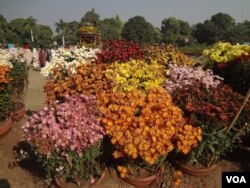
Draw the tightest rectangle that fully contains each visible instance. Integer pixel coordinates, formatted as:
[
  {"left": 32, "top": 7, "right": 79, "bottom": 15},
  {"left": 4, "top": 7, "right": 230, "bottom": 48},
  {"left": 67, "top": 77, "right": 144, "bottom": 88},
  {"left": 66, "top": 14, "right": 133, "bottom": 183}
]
[
  {"left": 173, "top": 170, "right": 183, "bottom": 187},
  {"left": 117, "top": 166, "right": 129, "bottom": 178},
  {"left": 99, "top": 87, "right": 202, "bottom": 164},
  {"left": 0, "top": 65, "right": 12, "bottom": 90},
  {"left": 145, "top": 45, "right": 195, "bottom": 67},
  {"left": 44, "top": 64, "right": 113, "bottom": 104},
  {"left": 175, "top": 124, "right": 202, "bottom": 154}
]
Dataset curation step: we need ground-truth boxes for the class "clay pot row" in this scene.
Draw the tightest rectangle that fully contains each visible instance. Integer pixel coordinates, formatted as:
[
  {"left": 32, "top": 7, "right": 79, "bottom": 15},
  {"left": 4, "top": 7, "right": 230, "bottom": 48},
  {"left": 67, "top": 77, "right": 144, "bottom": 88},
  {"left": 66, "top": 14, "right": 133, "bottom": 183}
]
[
  {"left": 54, "top": 166, "right": 165, "bottom": 188},
  {"left": 0, "top": 106, "right": 26, "bottom": 137},
  {"left": 54, "top": 162, "right": 218, "bottom": 188}
]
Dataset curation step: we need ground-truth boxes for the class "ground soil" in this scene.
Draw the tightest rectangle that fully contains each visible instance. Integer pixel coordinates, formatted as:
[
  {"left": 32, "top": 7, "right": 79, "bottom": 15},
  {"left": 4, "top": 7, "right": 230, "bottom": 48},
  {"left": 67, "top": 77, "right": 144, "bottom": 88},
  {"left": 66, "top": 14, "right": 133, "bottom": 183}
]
[{"left": 0, "top": 69, "right": 249, "bottom": 188}]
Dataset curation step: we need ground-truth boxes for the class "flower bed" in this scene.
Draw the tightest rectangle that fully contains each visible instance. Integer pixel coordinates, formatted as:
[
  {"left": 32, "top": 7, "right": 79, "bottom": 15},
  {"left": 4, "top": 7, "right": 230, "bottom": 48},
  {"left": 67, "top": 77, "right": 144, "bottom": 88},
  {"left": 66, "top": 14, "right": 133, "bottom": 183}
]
[{"left": 15, "top": 42, "right": 250, "bottom": 186}]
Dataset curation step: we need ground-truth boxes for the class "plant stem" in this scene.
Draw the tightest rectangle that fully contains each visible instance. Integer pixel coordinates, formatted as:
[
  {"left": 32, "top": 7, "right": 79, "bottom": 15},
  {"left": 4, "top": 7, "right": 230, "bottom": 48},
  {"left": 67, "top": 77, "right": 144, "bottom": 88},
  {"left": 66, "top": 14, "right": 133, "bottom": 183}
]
[
  {"left": 127, "top": 164, "right": 134, "bottom": 175},
  {"left": 207, "top": 155, "right": 215, "bottom": 167},
  {"left": 226, "top": 88, "right": 250, "bottom": 133},
  {"left": 232, "top": 122, "right": 248, "bottom": 140}
]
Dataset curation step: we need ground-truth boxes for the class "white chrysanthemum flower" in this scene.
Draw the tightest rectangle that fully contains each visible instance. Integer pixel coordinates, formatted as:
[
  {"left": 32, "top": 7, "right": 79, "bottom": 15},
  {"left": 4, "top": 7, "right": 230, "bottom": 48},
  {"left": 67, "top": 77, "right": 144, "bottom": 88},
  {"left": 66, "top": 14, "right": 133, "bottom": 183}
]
[{"left": 40, "top": 47, "right": 100, "bottom": 78}]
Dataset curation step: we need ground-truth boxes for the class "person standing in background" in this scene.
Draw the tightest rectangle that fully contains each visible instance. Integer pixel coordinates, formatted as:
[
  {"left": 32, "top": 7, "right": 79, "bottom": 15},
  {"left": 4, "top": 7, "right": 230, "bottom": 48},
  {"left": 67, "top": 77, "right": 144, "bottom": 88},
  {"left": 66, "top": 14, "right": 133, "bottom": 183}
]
[
  {"left": 39, "top": 45, "right": 46, "bottom": 68},
  {"left": 32, "top": 47, "right": 40, "bottom": 70},
  {"left": 23, "top": 43, "right": 33, "bottom": 68}
]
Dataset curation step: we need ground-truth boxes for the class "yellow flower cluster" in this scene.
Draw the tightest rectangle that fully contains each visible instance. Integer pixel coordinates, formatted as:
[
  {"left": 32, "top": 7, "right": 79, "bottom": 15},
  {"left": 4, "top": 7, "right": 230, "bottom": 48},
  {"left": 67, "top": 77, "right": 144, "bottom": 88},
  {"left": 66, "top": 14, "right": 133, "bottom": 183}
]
[
  {"left": 99, "top": 87, "right": 202, "bottom": 165},
  {"left": 202, "top": 42, "right": 250, "bottom": 63},
  {"left": 145, "top": 45, "right": 195, "bottom": 67},
  {"left": 78, "top": 26, "right": 100, "bottom": 34},
  {"left": 105, "top": 59, "right": 165, "bottom": 92}
]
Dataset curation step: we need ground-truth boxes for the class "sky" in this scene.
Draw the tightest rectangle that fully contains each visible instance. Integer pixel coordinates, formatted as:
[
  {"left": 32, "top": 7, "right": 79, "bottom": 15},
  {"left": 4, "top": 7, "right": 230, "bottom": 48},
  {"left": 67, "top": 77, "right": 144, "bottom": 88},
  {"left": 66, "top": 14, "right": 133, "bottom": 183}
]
[{"left": 0, "top": 0, "right": 250, "bottom": 34}]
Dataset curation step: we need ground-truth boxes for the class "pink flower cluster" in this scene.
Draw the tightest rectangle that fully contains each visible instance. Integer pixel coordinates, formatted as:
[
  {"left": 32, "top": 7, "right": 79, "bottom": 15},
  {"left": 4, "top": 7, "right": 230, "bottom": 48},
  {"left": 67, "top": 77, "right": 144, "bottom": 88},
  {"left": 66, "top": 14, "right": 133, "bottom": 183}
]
[
  {"left": 165, "top": 64, "right": 223, "bottom": 93},
  {"left": 22, "top": 94, "right": 105, "bottom": 157}
]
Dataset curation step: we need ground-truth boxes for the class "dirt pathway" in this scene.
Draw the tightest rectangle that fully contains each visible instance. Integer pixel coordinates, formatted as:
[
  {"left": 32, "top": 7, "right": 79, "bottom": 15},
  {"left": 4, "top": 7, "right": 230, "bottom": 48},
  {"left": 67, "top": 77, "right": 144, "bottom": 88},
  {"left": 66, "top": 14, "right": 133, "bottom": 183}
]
[
  {"left": 0, "top": 69, "right": 46, "bottom": 188},
  {"left": 25, "top": 69, "right": 46, "bottom": 111}
]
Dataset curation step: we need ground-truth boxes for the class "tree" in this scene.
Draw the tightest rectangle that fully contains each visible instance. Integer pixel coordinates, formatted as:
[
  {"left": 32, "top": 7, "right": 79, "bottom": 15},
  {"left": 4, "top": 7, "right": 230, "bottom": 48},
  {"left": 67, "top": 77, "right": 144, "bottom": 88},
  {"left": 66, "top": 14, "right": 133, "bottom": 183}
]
[
  {"left": 226, "top": 23, "right": 248, "bottom": 44},
  {"left": 211, "top": 13, "right": 235, "bottom": 30},
  {"left": 99, "top": 16, "right": 123, "bottom": 41},
  {"left": 193, "top": 21, "right": 217, "bottom": 44},
  {"left": 34, "top": 25, "right": 53, "bottom": 48},
  {"left": 193, "top": 12, "right": 235, "bottom": 44},
  {"left": 4, "top": 30, "right": 22, "bottom": 45},
  {"left": 153, "top": 27, "right": 162, "bottom": 44},
  {"left": 24, "top": 16, "right": 36, "bottom": 42},
  {"left": 242, "top": 20, "right": 250, "bottom": 42},
  {"left": 211, "top": 13, "right": 235, "bottom": 41},
  {"left": 179, "top": 20, "right": 191, "bottom": 36},
  {"left": 0, "top": 15, "right": 8, "bottom": 45},
  {"left": 80, "top": 8, "right": 100, "bottom": 27},
  {"left": 115, "top": 15, "right": 123, "bottom": 38},
  {"left": 122, "top": 16, "right": 155, "bottom": 45},
  {"left": 161, "top": 17, "right": 180, "bottom": 36},
  {"left": 9, "top": 18, "right": 26, "bottom": 37},
  {"left": 64, "top": 21, "right": 80, "bottom": 45},
  {"left": 161, "top": 17, "right": 191, "bottom": 45},
  {"left": 55, "top": 18, "right": 67, "bottom": 47},
  {"left": 8, "top": 18, "right": 27, "bottom": 45}
]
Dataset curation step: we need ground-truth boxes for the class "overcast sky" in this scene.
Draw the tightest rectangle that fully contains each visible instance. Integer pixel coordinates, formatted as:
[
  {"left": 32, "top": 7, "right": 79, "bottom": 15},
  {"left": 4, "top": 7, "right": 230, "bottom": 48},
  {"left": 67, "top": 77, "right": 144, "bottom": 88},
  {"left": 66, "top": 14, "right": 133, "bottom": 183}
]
[{"left": 0, "top": 0, "right": 249, "bottom": 33}]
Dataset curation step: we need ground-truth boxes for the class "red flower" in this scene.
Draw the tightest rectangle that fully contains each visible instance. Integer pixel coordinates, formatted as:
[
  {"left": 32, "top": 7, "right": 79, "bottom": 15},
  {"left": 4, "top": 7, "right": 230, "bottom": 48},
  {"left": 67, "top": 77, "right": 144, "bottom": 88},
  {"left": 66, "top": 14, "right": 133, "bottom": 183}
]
[{"left": 96, "top": 40, "right": 145, "bottom": 63}]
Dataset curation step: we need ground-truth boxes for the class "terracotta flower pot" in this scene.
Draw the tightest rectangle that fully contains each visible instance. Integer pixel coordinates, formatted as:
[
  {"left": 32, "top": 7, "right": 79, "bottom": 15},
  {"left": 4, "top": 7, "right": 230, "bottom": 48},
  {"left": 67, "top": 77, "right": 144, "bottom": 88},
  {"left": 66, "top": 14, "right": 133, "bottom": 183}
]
[
  {"left": 0, "top": 116, "right": 13, "bottom": 137},
  {"left": 174, "top": 161, "right": 217, "bottom": 177},
  {"left": 54, "top": 168, "right": 109, "bottom": 188},
  {"left": 54, "top": 176, "right": 67, "bottom": 188},
  {"left": 121, "top": 166, "right": 164, "bottom": 188},
  {"left": 11, "top": 106, "right": 26, "bottom": 121},
  {"left": 89, "top": 167, "right": 109, "bottom": 187}
]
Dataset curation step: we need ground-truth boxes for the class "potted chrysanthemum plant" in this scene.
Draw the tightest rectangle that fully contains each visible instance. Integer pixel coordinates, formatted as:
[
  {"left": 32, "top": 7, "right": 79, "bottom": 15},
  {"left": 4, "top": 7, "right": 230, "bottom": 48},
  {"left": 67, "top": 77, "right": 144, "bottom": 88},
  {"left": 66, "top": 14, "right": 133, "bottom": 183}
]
[
  {"left": 21, "top": 94, "right": 106, "bottom": 187},
  {"left": 98, "top": 87, "right": 202, "bottom": 187}
]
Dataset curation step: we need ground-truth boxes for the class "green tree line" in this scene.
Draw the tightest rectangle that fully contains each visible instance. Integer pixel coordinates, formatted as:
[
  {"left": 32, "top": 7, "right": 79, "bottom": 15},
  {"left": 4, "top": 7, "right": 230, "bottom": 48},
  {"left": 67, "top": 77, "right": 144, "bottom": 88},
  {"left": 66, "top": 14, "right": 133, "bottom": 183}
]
[{"left": 1, "top": 9, "right": 250, "bottom": 48}]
